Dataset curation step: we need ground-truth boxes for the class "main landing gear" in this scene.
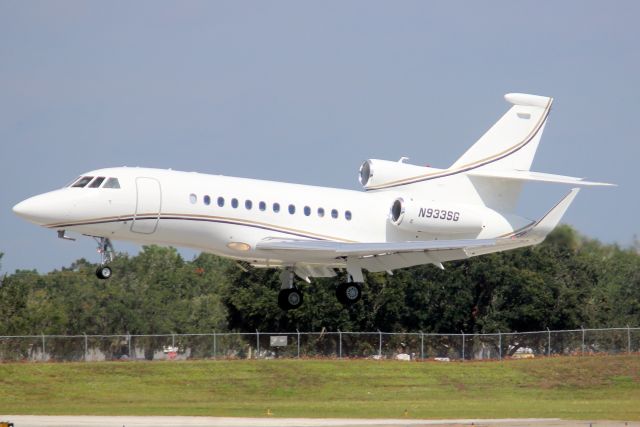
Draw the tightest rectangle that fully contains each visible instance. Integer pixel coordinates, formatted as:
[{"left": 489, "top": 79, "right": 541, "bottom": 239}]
[
  {"left": 94, "top": 236, "right": 115, "bottom": 280},
  {"left": 336, "top": 261, "right": 364, "bottom": 306},
  {"left": 277, "top": 266, "right": 364, "bottom": 310},
  {"left": 335, "top": 282, "right": 362, "bottom": 306},
  {"left": 278, "top": 269, "right": 303, "bottom": 310}
]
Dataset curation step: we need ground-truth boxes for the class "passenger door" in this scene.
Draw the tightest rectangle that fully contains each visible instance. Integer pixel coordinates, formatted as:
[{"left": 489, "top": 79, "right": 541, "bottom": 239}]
[{"left": 131, "top": 177, "right": 161, "bottom": 234}]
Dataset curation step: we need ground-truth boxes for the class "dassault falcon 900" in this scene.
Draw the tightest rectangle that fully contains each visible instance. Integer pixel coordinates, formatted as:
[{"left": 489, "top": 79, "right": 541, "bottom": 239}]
[{"left": 13, "top": 93, "right": 612, "bottom": 310}]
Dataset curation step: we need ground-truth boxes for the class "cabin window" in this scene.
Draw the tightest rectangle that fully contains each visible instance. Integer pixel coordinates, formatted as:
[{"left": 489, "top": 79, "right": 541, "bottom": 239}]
[
  {"left": 88, "top": 177, "right": 105, "bottom": 188},
  {"left": 217, "top": 197, "right": 225, "bottom": 207},
  {"left": 189, "top": 194, "right": 197, "bottom": 204},
  {"left": 204, "top": 195, "right": 211, "bottom": 205},
  {"left": 318, "top": 207, "right": 325, "bottom": 217},
  {"left": 259, "top": 201, "right": 266, "bottom": 211},
  {"left": 288, "top": 204, "right": 296, "bottom": 215},
  {"left": 245, "top": 200, "right": 252, "bottom": 210},
  {"left": 72, "top": 176, "right": 93, "bottom": 188},
  {"left": 273, "top": 202, "right": 280, "bottom": 213},
  {"left": 345, "top": 210, "right": 352, "bottom": 221},
  {"left": 103, "top": 178, "right": 121, "bottom": 189},
  {"left": 231, "top": 198, "right": 239, "bottom": 208},
  {"left": 304, "top": 206, "right": 311, "bottom": 216},
  {"left": 331, "top": 209, "right": 338, "bottom": 219}
]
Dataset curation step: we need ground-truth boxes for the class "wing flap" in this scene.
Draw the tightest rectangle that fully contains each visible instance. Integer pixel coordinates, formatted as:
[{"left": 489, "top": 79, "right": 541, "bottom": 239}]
[{"left": 256, "top": 238, "right": 496, "bottom": 258}]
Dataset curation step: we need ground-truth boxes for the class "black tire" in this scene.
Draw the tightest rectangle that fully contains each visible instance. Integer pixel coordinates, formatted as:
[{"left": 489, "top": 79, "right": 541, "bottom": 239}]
[
  {"left": 96, "top": 265, "right": 112, "bottom": 280},
  {"left": 278, "top": 288, "right": 303, "bottom": 310},
  {"left": 336, "top": 282, "right": 362, "bottom": 306}
]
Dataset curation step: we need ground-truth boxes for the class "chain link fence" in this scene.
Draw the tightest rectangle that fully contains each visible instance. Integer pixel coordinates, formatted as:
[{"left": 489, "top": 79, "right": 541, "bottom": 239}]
[{"left": 0, "top": 327, "right": 638, "bottom": 362}]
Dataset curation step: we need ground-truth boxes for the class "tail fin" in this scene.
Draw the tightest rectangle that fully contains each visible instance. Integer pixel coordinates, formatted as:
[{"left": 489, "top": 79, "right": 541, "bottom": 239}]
[
  {"left": 453, "top": 93, "right": 553, "bottom": 212},
  {"left": 451, "top": 93, "right": 553, "bottom": 171}
]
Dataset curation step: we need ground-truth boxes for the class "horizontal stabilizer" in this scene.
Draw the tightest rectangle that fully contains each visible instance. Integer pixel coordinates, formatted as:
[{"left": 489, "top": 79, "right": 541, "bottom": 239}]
[
  {"left": 504, "top": 93, "right": 551, "bottom": 108},
  {"left": 468, "top": 169, "right": 615, "bottom": 187}
]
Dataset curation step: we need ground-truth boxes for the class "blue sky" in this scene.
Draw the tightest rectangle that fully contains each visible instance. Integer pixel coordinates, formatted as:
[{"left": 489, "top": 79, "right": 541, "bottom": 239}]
[{"left": 1, "top": 1, "right": 638, "bottom": 273}]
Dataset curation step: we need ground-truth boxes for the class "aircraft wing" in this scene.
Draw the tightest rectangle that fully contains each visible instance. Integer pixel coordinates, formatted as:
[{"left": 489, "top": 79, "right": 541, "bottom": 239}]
[
  {"left": 256, "top": 237, "right": 497, "bottom": 273},
  {"left": 256, "top": 188, "right": 580, "bottom": 275},
  {"left": 256, "top": 238, "right": 496, "bottom": 259}
]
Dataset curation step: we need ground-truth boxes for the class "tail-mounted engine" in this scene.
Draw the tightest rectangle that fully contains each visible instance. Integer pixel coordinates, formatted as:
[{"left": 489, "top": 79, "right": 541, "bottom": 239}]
[
  {"left": 388, "top": 197, "right": 485, "bottom": 235},
  {"left": 359, "top": 159, "right": 442, "bottom": 190}
]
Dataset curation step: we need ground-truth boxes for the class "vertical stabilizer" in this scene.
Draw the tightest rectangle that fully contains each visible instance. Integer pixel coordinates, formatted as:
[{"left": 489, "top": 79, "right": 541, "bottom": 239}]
[
  {"left": 452, "top": 93, "right": 553, "bottom": 171},
  {"left": 453, "top": 93, "right": 553, "bottom": 212}
]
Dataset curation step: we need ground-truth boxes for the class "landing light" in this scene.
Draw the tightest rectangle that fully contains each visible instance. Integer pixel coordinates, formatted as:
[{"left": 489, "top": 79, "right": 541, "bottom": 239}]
[{"left": 227, "top": 242, "right": 251, "bottom": 251}]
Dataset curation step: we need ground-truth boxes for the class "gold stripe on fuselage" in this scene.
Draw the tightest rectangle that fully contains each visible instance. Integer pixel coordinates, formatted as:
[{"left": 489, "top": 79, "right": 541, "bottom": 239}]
[{"left": 45, "top": 212, "right": 357, "bottom": 243}]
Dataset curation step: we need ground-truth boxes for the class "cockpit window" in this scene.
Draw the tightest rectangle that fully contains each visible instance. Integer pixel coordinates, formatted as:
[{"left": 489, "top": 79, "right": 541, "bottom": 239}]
[
  {"left": 66, "top": 177, "right": 81, "bottom": 187},
  {"left": 88, "top": 177, "right": 106, "bottom": 188},
  {"left": 103, "top": 178, "right": 121, "bottom": 189},
  {"left": 71, "top": 176, "right": 94, "bottom": 188}
]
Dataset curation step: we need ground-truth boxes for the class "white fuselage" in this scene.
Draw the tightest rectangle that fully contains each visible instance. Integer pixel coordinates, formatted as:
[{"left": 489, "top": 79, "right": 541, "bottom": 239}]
[
  {"left": 12, "top": 93, "right": 609, "bottom": 311},
  {"left": 13, "top": 166, "right": 531, "bottom": 268}
]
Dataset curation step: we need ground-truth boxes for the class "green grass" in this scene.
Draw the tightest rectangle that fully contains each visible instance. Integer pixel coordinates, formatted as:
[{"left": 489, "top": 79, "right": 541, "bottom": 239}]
[{"left": 1, "top": 355, "right": 639, "bottom": 420}]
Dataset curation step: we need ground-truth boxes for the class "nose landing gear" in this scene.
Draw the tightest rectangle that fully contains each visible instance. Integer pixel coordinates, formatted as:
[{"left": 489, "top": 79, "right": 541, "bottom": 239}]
[
  {"left": 93, "top": 236, "right": 115, "bottom": 280},
  {"left": 96, "top": 265, "right": 112, "bottom": 280}
]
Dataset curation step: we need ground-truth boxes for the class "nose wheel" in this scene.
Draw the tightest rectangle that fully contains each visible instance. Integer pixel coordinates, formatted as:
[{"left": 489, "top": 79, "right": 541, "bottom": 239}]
[
  {"left": 96, "top": 265, "right": 112, "bottom": 279},
  {"left": 93, "top": 236, "right": 115, "bottom": 280}
]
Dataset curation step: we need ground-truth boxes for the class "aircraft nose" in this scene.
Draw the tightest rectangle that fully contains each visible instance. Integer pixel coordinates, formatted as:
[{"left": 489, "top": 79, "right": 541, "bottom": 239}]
[
  {"left": 13, "top": 196, "right": 45, "bottom": 224},
  {"left": 13, "top": 193, "right": 68, "bottom": 226}
]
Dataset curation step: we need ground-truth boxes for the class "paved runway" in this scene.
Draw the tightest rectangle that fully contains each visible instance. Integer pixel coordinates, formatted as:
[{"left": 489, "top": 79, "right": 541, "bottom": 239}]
[{"left": 0, "top": 416, "right": 637, "bottom": 427}]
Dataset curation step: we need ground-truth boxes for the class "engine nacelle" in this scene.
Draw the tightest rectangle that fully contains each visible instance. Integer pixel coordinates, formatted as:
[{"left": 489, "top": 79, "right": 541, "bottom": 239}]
[
  {"left": 389, "top": 197, "right": 485, "bottom": 235},
  {"left": 359, "top": 159, "right": 442, "bottom": 190}
]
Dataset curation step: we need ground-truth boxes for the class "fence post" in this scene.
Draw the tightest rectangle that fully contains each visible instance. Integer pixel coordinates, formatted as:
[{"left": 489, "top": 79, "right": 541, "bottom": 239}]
[
  {"left": 127, "top": 334, "right": 132, "bottom": 359},
  {"left": 628, "top": 325, "right": 631, "bottom": 355},
  {"left": 41, "top": 333, "right": 45, "bottom": 361},
  {"left": 420, "top": 332, "right": 424, "bottom": 360},
  {"left": 84, "top": 333, "right": 88, "bottom": 362},
  {"left": 581, "top": 326, "right": 585, "bottom": 356},
  {"left": 256, "top": 330, "right": 260, "bottom": 359},
  {"left": 547, "top": 327, "right": 551, "bottom": 356},
  {"left": 210, "top": 331, "right": 215, "bottom": 359},
  {"left": 338, "top": 330, "right": 342, "bottom": 359},
  {"left": 461, "top": 331, "right": 465, "bottom": 361},
  {"left": 377, "top": 329, "right": 382, "bottom": 359},
  {"left": 297, "top": 329, "right": 300, "bottom": 359},
  {"left": 498, "top": 331, "right": 502, "bottom": 361},
  {"left": 172, "top": 333, "right": 175, "bottom": 348}
]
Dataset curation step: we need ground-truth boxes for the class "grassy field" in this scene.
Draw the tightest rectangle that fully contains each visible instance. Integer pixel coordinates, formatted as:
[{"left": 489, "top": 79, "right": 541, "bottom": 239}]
[{"left": 0, "top": 355, "right": 639, "bottom": 420}]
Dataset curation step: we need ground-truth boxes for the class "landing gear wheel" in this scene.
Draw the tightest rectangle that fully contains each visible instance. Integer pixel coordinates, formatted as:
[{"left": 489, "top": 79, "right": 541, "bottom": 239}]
[
  {"left": 336, "top": 282, "right": 362, "bottom": 306},
  {"left": 96, "top": 265, "right": 112, "bottom": 280},
  {"left": 278, "top": 288, "right": 303, "bottom": 310}
]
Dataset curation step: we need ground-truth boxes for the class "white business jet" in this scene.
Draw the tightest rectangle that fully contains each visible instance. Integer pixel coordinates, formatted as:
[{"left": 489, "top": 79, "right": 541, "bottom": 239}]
[{"left": 13, "top": 93, "right": 611, "bottom": 310}]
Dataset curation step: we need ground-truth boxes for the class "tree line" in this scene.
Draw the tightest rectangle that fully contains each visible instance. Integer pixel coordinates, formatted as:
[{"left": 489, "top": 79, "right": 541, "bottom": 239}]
[{"left": 1, "top": 225, "right": 639, "bottom": 336}]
